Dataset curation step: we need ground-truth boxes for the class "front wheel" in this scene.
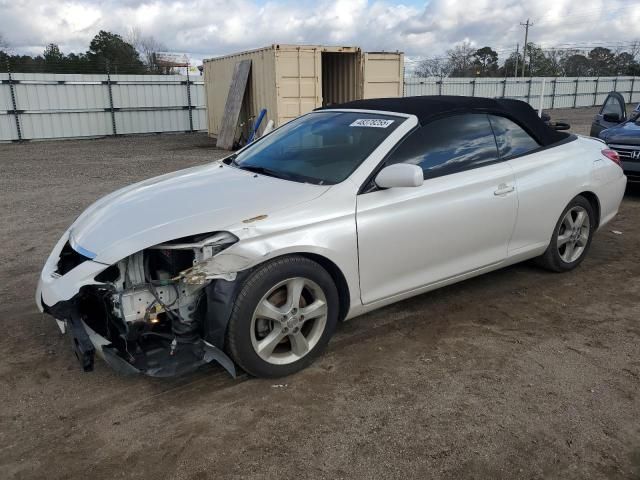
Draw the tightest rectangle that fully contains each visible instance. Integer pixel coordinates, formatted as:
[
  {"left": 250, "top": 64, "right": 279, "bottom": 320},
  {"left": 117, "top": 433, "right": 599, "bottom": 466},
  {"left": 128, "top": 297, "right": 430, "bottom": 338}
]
[
  {"left": 536, "top": 195, "right": 595, "bottom": 272},
  {"left": 226, "top": 256, "right": 339, "bottom": 378}
]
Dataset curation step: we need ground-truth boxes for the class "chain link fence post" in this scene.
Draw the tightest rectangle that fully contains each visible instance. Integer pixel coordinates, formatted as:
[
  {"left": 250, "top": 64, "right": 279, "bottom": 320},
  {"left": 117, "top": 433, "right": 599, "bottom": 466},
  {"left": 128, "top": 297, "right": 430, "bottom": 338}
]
[
  {"left": 186, "top": 67, "right": 193, "bottom": 132},
  {"left": 573, "top": 78, "right": 579, "bottom": 108},
  {"left": 106, "top": 62, "right": 117, "bottom": 136},
  {"left": 6, "top": 60, "right": 23, "bottom": 142}
]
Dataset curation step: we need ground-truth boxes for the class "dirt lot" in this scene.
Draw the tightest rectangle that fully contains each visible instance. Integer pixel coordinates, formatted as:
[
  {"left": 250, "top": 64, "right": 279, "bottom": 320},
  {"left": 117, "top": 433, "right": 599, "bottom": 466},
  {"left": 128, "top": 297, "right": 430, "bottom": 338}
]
[{"left": 1, "top": 109, "right": 639, "bottom": 479}]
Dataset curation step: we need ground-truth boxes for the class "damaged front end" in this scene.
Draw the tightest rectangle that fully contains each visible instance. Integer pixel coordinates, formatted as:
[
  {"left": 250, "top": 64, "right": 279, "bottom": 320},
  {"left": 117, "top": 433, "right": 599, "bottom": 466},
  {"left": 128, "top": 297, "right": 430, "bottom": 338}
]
[{"left": 40, "top": 232, "right": 247, "bottom": 378}]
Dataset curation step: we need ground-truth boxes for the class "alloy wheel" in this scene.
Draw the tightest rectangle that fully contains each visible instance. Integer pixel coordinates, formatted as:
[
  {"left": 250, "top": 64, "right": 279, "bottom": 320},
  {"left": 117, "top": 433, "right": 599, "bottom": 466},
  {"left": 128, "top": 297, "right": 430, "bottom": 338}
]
[
  {"left": 250, "top": 277, "right": 328, "bottom": 365},
  {"left": 557, "top": 206, "right": 591, "bottom": 263}
]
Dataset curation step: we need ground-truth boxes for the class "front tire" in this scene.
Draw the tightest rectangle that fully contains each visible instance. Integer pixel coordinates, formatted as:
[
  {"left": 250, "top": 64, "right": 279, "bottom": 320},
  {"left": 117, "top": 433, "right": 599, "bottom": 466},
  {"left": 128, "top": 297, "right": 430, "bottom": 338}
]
[
  {"left": 226, "top": 255, "right": 339, "bottom": 378},
  {"left": 536, "top": 195, "right": 595, "bottom": 272}
]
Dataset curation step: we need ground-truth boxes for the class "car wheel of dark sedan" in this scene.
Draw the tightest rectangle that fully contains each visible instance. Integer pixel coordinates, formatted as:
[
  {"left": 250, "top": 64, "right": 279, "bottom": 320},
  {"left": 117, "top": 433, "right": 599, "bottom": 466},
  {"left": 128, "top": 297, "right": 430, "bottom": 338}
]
[
  {"left": 536, "top": 195, "right": 595, "bottom": 272},
  {"left": 226, "top": 255, "right": 339, "bottom": 378}
]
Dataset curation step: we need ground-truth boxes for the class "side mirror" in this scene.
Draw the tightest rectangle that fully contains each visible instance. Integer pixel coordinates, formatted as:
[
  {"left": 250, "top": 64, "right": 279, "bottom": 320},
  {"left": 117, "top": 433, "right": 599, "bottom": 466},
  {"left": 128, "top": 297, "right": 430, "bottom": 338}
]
[
  {"left": 375, "top": 164, "right": 423, "bottom": 189},
  {"left": 603, "top": 112, "right": 622, "bottom": 123},
  {"left": 552, "top": 121, "right": 571, "bottom": 131}
]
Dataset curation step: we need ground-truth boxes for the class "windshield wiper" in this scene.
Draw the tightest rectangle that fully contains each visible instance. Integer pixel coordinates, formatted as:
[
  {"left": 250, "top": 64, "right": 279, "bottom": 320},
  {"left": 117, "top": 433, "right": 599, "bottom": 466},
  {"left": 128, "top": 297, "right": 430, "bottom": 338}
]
[{"left": 236, "top": 164, "right": 287, "bottom": 180}]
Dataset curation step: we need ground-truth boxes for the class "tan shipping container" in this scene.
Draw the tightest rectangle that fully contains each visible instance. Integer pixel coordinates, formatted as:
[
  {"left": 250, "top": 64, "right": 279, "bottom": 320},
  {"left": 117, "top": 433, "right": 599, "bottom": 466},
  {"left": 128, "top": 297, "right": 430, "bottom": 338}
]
[{"left": 203, "top": 44, "right": 403, "bottom": 139}]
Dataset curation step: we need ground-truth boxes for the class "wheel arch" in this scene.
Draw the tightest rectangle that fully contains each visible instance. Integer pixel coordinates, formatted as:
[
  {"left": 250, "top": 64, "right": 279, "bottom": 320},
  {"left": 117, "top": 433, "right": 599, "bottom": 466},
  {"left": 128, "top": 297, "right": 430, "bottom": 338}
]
[
  {"left": 577, "top": 190, "right": 601, "bottom": 229},
  {"left": 204, "top": 249, "right": 353, "bottom": 352},
  {"left": 242, "top": 251, "right": 352, "bottom": 323},
  {"left": 295, "top": 252, "right": 351, "bottom": 322},
  {"left": 221, "top": 238, "right": 357, "bottom": 323}
]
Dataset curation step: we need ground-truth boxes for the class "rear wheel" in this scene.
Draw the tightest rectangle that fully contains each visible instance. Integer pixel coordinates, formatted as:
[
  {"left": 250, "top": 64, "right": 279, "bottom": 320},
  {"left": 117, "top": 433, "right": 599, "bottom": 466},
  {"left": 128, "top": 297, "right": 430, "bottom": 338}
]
[
  {"left": 536, "top": 195, "right": 595, "bottom": 272},
  {"left": 226, "top": 256, "right": 339, "bottom": 378}
]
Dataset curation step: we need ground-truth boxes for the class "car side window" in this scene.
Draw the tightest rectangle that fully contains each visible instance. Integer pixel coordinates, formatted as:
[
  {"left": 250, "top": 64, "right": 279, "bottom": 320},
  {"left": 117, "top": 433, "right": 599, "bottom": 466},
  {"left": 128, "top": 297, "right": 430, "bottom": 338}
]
[
  {"left": 601, "top": 96, "right": 623, "bottom": 117},
  {"left": 385, "top": 114, "right": 499, "bottom": 179},
  {"left": 488, "top": 115, "right": 540, "bottom": 158}
]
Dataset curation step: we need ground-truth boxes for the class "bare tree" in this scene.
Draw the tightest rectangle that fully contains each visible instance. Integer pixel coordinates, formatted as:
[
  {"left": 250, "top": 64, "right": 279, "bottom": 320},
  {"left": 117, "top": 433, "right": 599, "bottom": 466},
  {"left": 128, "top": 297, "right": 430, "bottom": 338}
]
[
  {"left": 447, "top": 41, "right": 475, "bottom": 76},
  {"left": 127, "top": 27, "right": 167, "bottom": 72},
  {"left": 543, "top": 48, "right": 568, "bottom": 76},
  {"left": 414, "top": 57, "right": 452, "bottom": 79}
]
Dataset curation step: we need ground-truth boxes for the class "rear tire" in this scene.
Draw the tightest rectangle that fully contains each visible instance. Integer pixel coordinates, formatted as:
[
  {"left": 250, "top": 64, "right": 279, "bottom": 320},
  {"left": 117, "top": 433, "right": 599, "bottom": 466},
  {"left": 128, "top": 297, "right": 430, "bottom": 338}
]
[
  {"left": 226, "top": 255, "right": 339, "bottom": 378},
  {"left": 536, "top": 195, "right": 595, "bottom": 272}
]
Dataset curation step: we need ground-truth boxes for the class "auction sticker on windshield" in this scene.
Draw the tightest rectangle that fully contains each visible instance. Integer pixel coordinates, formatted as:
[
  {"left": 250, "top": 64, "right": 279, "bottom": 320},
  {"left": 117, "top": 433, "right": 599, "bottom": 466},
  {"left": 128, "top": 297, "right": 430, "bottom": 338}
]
[{"left": 350, "top": 119, "right": 395, "bottom": 128}]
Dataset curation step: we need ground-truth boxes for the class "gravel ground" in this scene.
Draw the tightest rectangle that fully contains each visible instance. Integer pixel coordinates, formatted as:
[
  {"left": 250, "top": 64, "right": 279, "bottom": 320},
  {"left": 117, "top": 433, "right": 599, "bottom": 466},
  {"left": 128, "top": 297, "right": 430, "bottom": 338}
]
[{"left": 1, "top": 109, "right": 639, "bottom": 479}]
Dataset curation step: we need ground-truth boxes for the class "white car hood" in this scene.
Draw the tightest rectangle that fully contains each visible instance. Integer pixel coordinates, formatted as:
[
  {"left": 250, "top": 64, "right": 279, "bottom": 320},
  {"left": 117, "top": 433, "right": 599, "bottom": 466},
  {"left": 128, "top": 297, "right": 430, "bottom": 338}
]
[{"left": 70, "top": 162, "right": 329, "bottom": 264}]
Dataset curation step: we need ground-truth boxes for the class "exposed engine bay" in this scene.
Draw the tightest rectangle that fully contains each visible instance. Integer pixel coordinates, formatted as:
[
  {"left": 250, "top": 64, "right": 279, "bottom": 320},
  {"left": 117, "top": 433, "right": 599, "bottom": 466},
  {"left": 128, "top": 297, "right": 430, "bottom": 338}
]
[{"left": 48, "top": 232, "right": 241, "bottom": 377}]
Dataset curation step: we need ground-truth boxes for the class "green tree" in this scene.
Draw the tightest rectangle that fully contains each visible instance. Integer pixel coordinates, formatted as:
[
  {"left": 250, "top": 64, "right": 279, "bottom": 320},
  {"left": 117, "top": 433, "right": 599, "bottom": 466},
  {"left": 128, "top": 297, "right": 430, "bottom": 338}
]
[
  {"left": 524, "top": 43, "right": 553, "bottom": 76},
  {"left": 500, "top": 51, "right": 523, "bottom": 77},
  {"left": 562, "top": 54, "right": 590, "bottom": 76},
  {"left": 43, "top": 43, "right": 65, "bottom": 72},
  {"left": 0, "top": 33, "right": 9, "bottom": 69},
  {"left": 588, "top": 47, "right": 615, "bottom": 75},
  {"left": 86, "top": 30, "right": 145, "bottom": 73},
  {"left": 472, "top": 46, "right": 498, "bottom": 76},
  {"left": 613, "top": 51, "right": 638, "bottom": 75},
  {"left": 64, "top": 52, "right": 91, "bottom": 73},
  {"left": 542, "top": 49, "right": 568, "bottom": 76}
]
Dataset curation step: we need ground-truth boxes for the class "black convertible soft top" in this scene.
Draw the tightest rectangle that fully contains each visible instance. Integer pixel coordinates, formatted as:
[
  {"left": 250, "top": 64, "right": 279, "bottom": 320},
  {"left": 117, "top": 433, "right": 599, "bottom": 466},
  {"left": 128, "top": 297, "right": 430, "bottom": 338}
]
[{"left": 323, "top": 95, "right": 570, "bottom": 147}]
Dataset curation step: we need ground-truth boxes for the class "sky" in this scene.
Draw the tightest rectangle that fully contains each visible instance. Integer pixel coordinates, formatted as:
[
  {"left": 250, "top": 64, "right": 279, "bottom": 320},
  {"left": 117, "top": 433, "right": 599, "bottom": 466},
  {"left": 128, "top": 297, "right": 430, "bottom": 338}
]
[{"left": 1, "top": 0, "right": 639, "bottom": 67}]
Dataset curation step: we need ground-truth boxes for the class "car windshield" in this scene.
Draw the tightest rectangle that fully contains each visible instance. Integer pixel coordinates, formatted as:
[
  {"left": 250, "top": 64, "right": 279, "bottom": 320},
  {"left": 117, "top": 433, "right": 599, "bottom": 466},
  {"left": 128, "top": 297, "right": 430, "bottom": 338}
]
[{"left": 230, "top": 111, "right": 404, "bottom": 185}]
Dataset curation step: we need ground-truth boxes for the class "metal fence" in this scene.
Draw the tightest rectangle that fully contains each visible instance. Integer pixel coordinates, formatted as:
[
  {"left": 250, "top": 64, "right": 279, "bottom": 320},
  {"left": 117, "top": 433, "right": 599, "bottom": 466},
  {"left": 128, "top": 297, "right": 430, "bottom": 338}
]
[
  {"left": 0, "top": 73, "right": 206, "bottom": 142},
  {"left": 404, "top": 76, "right": 640, "bottom": 110},
  {"left": 3, "top": 73, "right": 640, "bottom": 142}
]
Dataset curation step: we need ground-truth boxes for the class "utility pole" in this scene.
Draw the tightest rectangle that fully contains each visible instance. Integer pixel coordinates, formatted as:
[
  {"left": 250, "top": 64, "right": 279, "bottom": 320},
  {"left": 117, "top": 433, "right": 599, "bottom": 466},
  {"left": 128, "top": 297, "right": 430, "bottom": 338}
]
[
  {"left": 520, "top": 19, "right": 533, "bottom": 78},
  {"left": 514, "top": 43, "right": 519, "bottom": 77}
]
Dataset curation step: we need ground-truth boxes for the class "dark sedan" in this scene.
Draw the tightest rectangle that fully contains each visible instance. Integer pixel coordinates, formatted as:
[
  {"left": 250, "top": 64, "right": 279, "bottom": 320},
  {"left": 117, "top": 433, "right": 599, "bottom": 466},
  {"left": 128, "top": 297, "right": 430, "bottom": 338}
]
[{"left": 591, "top": 91, "right": 640, "bottom": 182}]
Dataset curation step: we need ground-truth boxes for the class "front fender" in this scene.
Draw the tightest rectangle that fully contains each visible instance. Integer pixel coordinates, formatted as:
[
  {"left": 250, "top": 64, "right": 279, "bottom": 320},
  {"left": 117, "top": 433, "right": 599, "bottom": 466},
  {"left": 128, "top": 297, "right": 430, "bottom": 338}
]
[{"left": 190, "top": 211, "right": 361, "bottom": 314}]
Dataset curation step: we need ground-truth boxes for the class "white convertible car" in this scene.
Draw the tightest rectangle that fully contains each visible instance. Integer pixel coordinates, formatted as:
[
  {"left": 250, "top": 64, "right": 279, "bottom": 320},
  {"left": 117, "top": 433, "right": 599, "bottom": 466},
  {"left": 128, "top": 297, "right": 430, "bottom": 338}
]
[{"left": 36, "top": 96, "right": 626, "bottom": 378}]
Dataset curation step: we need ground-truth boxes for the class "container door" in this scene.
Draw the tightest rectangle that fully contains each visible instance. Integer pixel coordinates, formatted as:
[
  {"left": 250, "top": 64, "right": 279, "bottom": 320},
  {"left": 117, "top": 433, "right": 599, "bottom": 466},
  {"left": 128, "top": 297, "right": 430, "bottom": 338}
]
[
  {"left": 275, "top": 47, "right": 321, "bottom": 126},
  {"left": 361, "top": 52, "right": 404, "bottom": 99}
]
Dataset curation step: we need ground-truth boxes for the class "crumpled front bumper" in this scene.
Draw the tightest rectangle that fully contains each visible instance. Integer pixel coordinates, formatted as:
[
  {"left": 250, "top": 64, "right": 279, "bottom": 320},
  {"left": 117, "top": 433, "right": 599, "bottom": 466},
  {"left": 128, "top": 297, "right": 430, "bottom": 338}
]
[
  {"left": 43, "top": 294, "right": 236, "bottom": 378},
  {"left": 36, "top": 230, "right": 237, "bottom": 378}
]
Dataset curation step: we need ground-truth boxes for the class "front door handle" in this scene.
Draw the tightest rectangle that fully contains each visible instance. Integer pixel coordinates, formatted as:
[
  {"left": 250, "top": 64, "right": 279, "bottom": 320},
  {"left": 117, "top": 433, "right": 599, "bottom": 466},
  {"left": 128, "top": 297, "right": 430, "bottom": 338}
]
[{"left": 494, "top": 184, "right": 515, "bottom": 196}]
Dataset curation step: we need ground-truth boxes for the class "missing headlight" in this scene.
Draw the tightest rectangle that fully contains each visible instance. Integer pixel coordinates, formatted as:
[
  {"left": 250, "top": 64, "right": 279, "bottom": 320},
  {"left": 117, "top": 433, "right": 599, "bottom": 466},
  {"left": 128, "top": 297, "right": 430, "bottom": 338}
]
[
  {"left": 99, "top": 231, "right": 238, "bottom": 330},
  {"left": 57, "top": 241, "right": 90, "bottom": 275},
  {"left": 145, "top": 249, "right": 194, "bottom": 281}
]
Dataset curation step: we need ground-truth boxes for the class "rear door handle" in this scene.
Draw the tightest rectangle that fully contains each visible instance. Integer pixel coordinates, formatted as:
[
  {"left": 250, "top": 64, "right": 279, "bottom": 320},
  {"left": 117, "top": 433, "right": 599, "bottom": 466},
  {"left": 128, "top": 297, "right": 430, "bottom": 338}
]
[{"left": 494, "top": 184, "right": 515, "bottom": 196}]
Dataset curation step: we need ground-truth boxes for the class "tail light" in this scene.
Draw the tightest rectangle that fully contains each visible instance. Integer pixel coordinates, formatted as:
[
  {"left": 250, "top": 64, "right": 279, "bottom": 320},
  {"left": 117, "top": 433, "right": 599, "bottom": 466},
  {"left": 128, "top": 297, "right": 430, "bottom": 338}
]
[{"left": 602, "top": 149, "right": 622, "bottom": 168}]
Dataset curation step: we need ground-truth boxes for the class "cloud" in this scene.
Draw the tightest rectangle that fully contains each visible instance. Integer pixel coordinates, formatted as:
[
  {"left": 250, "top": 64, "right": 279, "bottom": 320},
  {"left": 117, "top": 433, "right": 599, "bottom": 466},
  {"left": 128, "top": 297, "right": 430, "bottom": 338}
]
[{"left": 1, "top": 0, "right": 639, "bottom": 62}]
